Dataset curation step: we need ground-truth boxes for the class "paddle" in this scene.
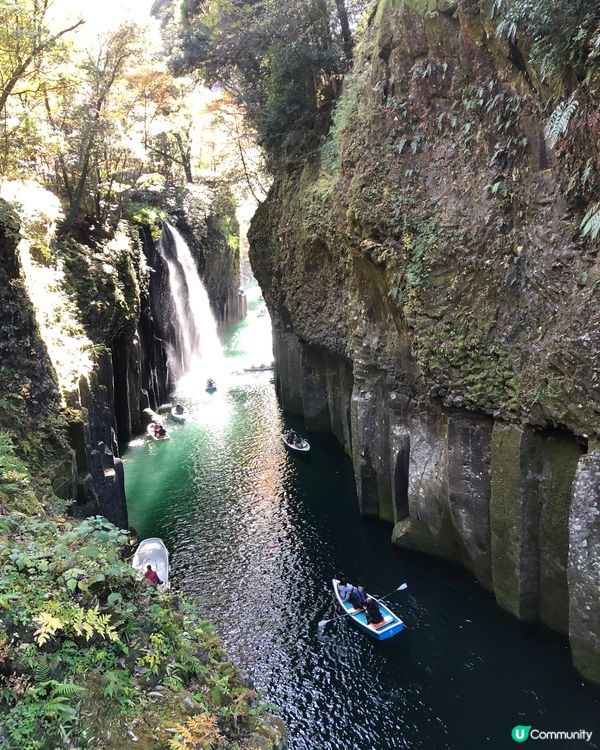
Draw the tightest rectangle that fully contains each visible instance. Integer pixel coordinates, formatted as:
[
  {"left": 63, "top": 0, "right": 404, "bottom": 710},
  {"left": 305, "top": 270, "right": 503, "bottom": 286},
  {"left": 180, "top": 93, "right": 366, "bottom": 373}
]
[
  {"left": 318, "top": 583, "right": 408, "bottom": 629},
  {"left": 372, "top": 582, "right": 408, "bottom": 602}
]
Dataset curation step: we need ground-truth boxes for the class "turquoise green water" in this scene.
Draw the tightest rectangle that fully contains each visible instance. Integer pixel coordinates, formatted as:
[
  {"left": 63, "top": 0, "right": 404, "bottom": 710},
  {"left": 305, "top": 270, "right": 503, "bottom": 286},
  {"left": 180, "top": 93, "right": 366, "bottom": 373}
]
[{"left": 124, "top": 291, "right": 600, "bottom": 749}]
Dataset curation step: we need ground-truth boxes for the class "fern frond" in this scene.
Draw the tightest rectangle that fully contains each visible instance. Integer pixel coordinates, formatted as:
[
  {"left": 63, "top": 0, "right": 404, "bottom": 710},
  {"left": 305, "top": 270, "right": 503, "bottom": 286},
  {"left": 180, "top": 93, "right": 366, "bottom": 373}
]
[
  {"left": 34, "top": 659, "right": 50, "bottom": 684},
  {"left": 544, "top": 93, "right": 578, "bottom": 149},
  {"left": 581, "top": 203, "right": 600, "bottom": 240},
  {"left": 496, "top": 19, "right": 517, "bottom": 42},
  {"left": 581, "top": 158, "right": 593, "bottom": 187},
  {"left": 47, "top": 680, "right": 86, "bottom": 698}
]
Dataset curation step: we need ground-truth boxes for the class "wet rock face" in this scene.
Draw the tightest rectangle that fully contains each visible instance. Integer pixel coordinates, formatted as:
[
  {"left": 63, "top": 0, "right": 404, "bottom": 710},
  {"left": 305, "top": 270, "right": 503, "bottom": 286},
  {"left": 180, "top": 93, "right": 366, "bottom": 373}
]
[
  {"left": 569, "top": 452, "right": 600, "bottom": 684},
  {"left": 250, "top": 1, "right": 600, "bottom": 680}
]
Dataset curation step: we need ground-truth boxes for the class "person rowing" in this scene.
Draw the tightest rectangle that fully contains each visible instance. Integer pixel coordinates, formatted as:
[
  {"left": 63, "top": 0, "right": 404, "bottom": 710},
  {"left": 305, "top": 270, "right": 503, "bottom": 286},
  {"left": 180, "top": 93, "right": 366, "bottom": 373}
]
[{"left": 349, "top": 583, "right": 368, "bottom": 611}]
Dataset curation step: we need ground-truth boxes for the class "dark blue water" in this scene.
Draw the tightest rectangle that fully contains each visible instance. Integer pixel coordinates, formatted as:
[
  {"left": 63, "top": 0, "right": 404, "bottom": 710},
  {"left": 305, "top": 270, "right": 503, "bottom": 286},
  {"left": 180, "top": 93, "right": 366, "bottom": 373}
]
[{"left": 124, "top": 291, "right": 600, "bottom": 750}]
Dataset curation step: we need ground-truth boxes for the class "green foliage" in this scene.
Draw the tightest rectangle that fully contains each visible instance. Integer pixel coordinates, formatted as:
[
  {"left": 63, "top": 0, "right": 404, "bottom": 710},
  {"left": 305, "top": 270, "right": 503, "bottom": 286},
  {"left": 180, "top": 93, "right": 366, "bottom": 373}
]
[
  {"left": 0, "top": 502, "right": 268, "bottom": 749},
  {"left": 174, "top": 0, "right": 367, "bottom": 160},
  {"left": 126, "top": 201, "right": 168, "bottom": 241},
  {"left": 544, "top": 92, "right": 579, "bottom": 149},
  {"left": 0, "top": 431, "right": 32, "bottom": 496},
  {"left": 581, "top": 202, "right": 600, "bottom": 240},
  {"left": 493, "top": 0, "right": 600, "bottom": 86}
]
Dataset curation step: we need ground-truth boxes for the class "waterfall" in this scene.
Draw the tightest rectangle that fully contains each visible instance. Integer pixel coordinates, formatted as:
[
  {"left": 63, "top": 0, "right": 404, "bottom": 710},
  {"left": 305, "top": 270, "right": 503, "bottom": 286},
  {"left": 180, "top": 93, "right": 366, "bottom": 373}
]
[{"left": 158, "top": 222, "right": 223, "bottom": 386}]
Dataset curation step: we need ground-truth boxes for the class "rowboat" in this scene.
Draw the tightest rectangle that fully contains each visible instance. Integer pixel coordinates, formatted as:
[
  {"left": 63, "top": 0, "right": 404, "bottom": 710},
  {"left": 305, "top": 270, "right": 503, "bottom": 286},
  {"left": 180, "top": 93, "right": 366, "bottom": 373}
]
[
  {"left": 132, "top": 538, "right": 170, "bottom": 592},
  {"left": 244, "top": 365, "right": 274, "bottom": 372},
  {"left": 281, "top": 432, "right": 310, "bottom": 453},
  {"left": 147, "top": 422, "right": 170, "bottom": 441},
  {"left": 205, "top": 385, "right": 217, "bottom": 394},
  {"left": 332, "top": 578, "right": 405, "bottom": 640},
  {"left": 171, "top": 406, "right": 187, "bottom": 422}
]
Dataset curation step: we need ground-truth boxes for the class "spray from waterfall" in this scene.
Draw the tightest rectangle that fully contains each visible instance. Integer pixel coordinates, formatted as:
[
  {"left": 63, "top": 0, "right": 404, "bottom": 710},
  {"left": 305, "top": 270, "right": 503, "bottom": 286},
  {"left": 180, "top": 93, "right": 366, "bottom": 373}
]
[{"left": 158, "top": 222, "right": 223, "bottom": 389}]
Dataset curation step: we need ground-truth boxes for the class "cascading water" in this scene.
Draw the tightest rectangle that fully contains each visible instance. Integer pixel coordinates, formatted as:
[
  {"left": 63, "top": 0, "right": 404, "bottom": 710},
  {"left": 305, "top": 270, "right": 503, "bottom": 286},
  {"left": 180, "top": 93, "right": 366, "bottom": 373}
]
[{"left": 158, "top": 222, "right": 223, "bottom": 388}]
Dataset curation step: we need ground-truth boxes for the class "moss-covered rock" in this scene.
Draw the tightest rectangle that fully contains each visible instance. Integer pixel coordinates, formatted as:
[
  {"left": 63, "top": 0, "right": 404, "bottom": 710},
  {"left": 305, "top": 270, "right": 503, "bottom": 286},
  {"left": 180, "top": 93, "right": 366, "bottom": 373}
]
[{"left": 249, "top": 0, "right": 600, "bottom": 682}]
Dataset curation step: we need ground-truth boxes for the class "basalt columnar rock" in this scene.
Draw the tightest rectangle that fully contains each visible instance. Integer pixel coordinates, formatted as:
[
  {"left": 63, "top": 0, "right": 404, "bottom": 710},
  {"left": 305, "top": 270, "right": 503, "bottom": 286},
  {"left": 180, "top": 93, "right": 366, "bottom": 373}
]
[{"left": 249, "top": 0, "right": 600, "bottom": 681}]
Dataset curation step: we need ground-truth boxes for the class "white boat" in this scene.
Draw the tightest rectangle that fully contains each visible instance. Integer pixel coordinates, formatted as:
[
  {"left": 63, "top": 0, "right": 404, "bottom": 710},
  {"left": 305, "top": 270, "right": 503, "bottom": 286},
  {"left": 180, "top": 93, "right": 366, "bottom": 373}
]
[
  {"left": 281, "top": 432, "right": 310, "bottom": 453},
  {"left": 171, "top": 406, "right": 187, "bottom": 422},
  {"left": 132, "top": 538, "right": 170, "bottom": 592},
  {"left": 147, "top": 422, "right": 170, "bottom": 441}
]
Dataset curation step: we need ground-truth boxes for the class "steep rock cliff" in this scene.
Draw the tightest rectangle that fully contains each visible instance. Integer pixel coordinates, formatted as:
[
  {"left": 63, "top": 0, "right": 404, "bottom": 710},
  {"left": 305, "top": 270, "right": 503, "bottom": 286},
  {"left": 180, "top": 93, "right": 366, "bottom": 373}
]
[
  {"left": 249, "top": 0, "right": 600, "bottom": 681},
  {"left": 0, "top": 187, "right": 169, "bottom": 527}
]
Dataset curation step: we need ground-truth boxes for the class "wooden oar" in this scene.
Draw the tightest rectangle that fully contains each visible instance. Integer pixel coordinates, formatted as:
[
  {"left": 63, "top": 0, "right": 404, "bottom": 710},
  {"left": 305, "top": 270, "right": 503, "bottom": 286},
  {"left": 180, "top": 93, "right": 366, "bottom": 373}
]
[{"left": 318, "top": 582, "right": 408, "bottom": 629}]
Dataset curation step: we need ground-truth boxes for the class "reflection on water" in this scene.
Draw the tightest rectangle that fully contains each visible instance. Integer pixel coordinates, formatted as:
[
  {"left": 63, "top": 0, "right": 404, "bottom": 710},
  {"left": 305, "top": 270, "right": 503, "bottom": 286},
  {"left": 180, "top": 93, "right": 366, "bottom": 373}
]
[{"left": 125, "top": 292, "right": 600, "bottom": 750}]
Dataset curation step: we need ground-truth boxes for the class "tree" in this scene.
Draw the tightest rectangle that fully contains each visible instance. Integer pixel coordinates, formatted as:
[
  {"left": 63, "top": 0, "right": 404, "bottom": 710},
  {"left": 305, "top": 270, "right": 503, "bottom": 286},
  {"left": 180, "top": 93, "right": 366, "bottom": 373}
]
[
  {"left": 172, "top": 0, "right": 367, "bottom": 161},
  {"left": 0, "top": 0, "right": 83, "bottom": 176},
  {"left": 0, "top": 0, "right": 83, "bottom": 116},
  {"left": 44, "top": 23, "right": 146, "bottom": 232}
]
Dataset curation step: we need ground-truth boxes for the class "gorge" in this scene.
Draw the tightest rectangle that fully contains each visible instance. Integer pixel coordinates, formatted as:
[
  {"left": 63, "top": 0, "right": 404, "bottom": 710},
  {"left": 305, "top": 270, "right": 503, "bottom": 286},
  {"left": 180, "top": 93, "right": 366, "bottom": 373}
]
[{"left": 0, "top": 0, "right": 599, "bottom": 747}]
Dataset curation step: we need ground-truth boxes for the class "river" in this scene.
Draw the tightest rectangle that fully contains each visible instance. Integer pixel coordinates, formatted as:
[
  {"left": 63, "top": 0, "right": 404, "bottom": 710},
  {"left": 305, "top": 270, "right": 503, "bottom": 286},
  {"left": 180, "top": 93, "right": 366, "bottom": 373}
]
[{"left": 124, "top": 289, "right": 600, "bottom": 750}]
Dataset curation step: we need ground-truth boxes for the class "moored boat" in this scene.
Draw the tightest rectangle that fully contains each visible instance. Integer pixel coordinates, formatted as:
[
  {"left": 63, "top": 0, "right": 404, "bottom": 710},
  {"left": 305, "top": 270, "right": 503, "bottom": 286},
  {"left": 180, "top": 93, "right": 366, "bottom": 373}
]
[
  {"left": 281, "top": 431, "right": 310, "bottom": 453},
  {"left": 132, "top": 538, "right": 170, "bottom": 592},
  {"left": 244, "top": 364, "right": 274, "bottom": 372},
  {"left": 147, "top": 422, "right": 170, "bottom": 441},
  {"left": 332, "top": 578, "right": 405, "bottom": 640}
]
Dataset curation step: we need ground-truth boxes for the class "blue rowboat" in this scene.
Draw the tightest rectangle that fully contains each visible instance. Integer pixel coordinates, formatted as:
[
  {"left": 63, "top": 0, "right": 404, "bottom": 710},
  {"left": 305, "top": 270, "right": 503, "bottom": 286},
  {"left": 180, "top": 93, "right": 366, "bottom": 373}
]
[
  {"left": 332, "top": 578, "right": 405, "bottom": 641},
  {"left": 205, "top": 386, "right": 217, "bottom": 394}
]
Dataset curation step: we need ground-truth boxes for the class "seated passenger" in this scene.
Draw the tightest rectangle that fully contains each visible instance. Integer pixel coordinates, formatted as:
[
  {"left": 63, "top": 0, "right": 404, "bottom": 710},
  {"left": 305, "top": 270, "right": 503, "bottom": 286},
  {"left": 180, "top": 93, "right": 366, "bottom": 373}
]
[
  {"left": 337, "top": 578, "right": 353, "bottom": 602},
  {"left": 365, "top": 596, "right": 385, "bottom": 625},
  {"left": 175, "top": 404, "right": 184, "bottom": 414},
  {"left": 157, "top": 425, "right": 167, "bottom": 437}
]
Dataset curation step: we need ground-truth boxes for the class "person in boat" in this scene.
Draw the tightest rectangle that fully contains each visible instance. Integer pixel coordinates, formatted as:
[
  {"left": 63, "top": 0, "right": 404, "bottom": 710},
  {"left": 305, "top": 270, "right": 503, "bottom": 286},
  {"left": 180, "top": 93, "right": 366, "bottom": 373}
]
[
  {"left": 337, "top": 578, "right": 354, "bottom": 602},
  {"left": 365, "top": 596, "right": 385, "bottom": 625},
  {"left": 144, "top": 565, "right": 162, "bottom": 586},
  {"left": 156, "top": 424, "right": 167, "bottom": 438},
  {"left": 207, "top": 378, "right": 215, "bottom": 388},
  {"left": 174, "top": 404, "right": 184, "bottom": 414},
  {"left": 287, "top": 429, "right": 300, "bottom": 446},
  {"left": 349, "top": 583, "right": 368, "bottom": 611}
]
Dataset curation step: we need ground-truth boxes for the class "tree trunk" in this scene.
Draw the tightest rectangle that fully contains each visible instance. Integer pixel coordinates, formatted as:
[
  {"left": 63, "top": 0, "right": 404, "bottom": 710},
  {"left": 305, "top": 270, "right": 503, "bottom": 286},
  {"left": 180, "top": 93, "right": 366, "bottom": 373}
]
[
  {"left": 175, "top": 132, "right": 194, "bottom": 183},
  {"left": 334, "top": 0, "right": 353, "bottom": 62}
]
